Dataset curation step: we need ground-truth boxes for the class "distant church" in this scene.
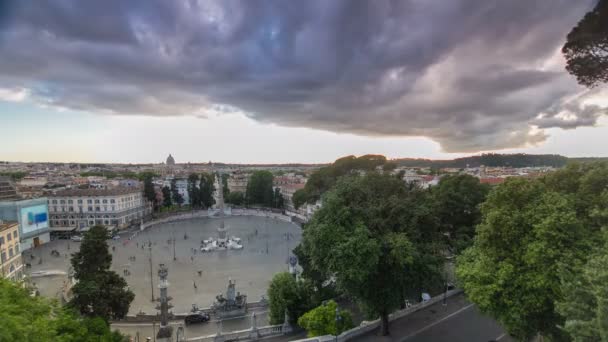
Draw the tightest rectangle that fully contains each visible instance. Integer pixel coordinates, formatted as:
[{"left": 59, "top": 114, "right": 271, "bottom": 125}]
[
  {"left": 163, "top": 154, "right": 175, "bottom": 176},
  {"left": 166, "top": 154, "right": 175, "bottom": 166}
]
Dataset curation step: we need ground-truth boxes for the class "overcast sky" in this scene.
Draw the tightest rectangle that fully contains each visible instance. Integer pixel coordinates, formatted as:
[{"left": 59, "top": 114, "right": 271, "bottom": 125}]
[{"left": 1, "top": 0, "right": 607, "bottom": 164}]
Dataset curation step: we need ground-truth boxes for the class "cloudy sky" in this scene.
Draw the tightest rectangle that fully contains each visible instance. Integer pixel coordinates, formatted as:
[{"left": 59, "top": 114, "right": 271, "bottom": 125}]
[{"left": 1, "top": 0, "right": 607, "bottom": 164}]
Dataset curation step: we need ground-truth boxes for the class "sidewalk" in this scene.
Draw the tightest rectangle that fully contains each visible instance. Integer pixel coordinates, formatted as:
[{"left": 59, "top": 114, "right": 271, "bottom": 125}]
[{"left": 351, "top": 293, "right": 471, "bottom": 342}]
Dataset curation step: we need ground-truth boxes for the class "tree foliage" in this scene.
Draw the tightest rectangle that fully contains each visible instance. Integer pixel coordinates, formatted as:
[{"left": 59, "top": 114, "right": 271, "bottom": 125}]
[
  {"left": 143, "top": 175, "right": 157, "bottom": 209},
  {"left": 0, "top": 278, "right": 128, "bottom": 342},
  {"left": 246, "top": 171, "right": 274, "bottom": 207},
  {"left": 161, "top": 186, "right": 172, "bottom": 207},
  {"left": 170, "top": 178, "right": 184, "bottom": 206},
  {"left": 457, "top": 163, "right": 608, "bottom": 341},
  {"left": 198, "top": 172, "right": 215, "bottom": 208},
  {"left": 187, "top": 173, "right": 200, "bottom": 207},
  {"left": 298, "top": 173, "right": 443, "bottom": 335},
  {"left": 273, "top": 188, "right": 284, "bottom": 209},
  {"left": 69, "top": 226, "right": 134, "bottom": 322},
  {"left": 293, "top": 154, "right": 388, "bottom": 208},
  {"left": 297, "top": 300, "right": 353, "bottom": 337},
  {"left": 225, "top": 191, "right": 245, "bottom": 206},
  {"left": 267, "top": 272, "right": 314, "bottom": 325},
  {"left": 557, "top": 236, "right": 608, "bottom": 342},
  {"left": 562, "top": 0, "right": 608, "bottom": 87},
  {"left": 431, "top": 174, "right": 490, "bottom": 253},
  {"left": 393, "top": 153, "right": 568, "bottom": 169}
]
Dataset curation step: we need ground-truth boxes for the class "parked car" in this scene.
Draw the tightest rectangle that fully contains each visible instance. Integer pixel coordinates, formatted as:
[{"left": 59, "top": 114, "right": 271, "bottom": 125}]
[
  {"left": 71, "top": 235, "right": 83, "bottom": 242},
  {"left": 184, "top": 312, "right": 210, "bottom": 325},
  {"left": 112, "top": 235, "right": 121, "bottom": 240}
]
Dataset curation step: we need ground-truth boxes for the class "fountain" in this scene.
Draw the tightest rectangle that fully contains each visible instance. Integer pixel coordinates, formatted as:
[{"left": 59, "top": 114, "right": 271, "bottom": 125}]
[
  {"left": 211, "top": 278, "right": 248, "bottom": 318},
  {"left": 201, "top": 173, "right": 243, "bottom": 252}
]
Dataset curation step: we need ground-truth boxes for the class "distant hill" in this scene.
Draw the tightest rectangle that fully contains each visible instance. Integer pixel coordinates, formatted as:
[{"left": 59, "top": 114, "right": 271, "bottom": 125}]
[{"left": 393, "top": 153, "right": 570, "bottom": 168}]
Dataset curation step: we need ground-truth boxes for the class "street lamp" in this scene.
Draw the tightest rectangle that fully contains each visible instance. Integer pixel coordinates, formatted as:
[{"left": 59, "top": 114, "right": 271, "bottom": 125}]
[
  {"left": 335, "top": 307, "right": 341, "bottom": 342},
  {"left": 148, "top": 240, "right": 154, "bottom": 301}
]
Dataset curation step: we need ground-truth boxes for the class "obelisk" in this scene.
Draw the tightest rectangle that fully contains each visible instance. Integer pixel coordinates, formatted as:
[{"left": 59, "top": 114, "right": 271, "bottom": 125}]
[{"left": 216, "top": 173, "right": 227, "bottom": 241}]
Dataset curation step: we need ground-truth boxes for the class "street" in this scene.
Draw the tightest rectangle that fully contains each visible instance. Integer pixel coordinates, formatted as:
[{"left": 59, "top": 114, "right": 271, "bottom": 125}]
[{"left": 351, "top": 293, "right": 512, "bottom": 342}]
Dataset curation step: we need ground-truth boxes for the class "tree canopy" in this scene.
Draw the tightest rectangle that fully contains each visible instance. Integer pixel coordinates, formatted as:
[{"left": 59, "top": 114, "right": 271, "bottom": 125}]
[
  {"left": 393, "top": 153, "right": 568, "bottom": 169},
  {"left": 246, "top": 170, "right": 275, "bottom": 207},
  {"left": 170, "top": 178, "right": 184, "bottom": 206},
  {"left": 562, "top": 0, "right": 608, "bottom": 87},
  {"left": 457, "top": 163, "right": 608, "bottom": 340},
  {"left": 198, "top": 172, "right": 215, "bottom": 208},
  {"left": 293, "top": 154, "right": 388, "bottom": 208},
  {"left": 431, "top": 174, "right": 490, "bottom": 253},
  {"left": 0, "top": 278, "right": 128, "bottom": 342},
  {"left": 267, "top": 272, "right": 314, "bottom": 325},
  {"left": 143, "top": 175, "right": 157, "bottom": 209},
  {"left": 225, "top": 191, "right": 245, "bottom": 206},
  {"left": 298, "top": 172, "right": 443, "bottom": 335},
  {"left": 161, "top": 186, "right": 172, "bottom": 207},
  {"left": 69, "top": 226, "right": 134, "bottom": 322},
  {"left": 297, "top": 300, "right": 353, "bottom": 337}
]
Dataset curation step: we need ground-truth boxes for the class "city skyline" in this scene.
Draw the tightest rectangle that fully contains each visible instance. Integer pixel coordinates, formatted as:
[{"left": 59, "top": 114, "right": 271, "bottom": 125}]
[{"left": 1, "top": 0, "right": 608, "bottom": 163}]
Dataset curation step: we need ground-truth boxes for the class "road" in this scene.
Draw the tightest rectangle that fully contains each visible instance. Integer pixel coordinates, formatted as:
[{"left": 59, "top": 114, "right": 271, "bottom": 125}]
[
  {"left": 351, "top": 293, "right": 512, "bottom": 342},
  {"left": 402, "top": 304, "right": 511, "bottom": 342}
]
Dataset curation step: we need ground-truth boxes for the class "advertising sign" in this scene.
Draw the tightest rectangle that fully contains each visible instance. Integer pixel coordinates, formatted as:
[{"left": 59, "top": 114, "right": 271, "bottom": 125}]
[{"left": 20, "top": 204, "right": 49, "bottom": 235}]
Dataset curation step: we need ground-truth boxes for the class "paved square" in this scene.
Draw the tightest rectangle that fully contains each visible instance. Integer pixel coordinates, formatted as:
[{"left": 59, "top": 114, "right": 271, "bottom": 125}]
[{"left": 26, "top": 216, "right": 301, "bottom": 315}]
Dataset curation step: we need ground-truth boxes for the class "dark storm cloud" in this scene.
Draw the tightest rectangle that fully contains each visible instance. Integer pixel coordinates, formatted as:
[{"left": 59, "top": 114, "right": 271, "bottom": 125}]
[{"left": 0, "top": 0, "right": 605, "bottom": 152}]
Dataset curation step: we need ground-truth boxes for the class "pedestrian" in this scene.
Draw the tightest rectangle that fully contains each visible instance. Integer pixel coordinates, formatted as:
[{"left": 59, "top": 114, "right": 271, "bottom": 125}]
[
  {"left": 198, "top": 270, "right": 202, "bottom": 277},
  {"left": 191, "top": 256, "right": 194, "bottom": 263},
  {"left": 136, "top": 242, "right": 139, "bottom": 248},
  {"left": 193, "top": 281, "right": 197, "bottom": 289},
  {"left": 112, "top": 246, "right": 116, "bottom": 252}
]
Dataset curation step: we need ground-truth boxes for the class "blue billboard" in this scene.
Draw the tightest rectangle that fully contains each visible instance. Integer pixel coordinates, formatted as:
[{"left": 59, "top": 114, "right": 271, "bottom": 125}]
[{"left": 20, "top": 204, "right": 49, "bottom": 235}]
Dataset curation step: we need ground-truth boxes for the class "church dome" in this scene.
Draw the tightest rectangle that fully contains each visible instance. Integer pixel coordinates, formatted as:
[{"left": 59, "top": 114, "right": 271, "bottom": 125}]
[{"left": 166, "top": 154, "right": 175, "bottom": 165}]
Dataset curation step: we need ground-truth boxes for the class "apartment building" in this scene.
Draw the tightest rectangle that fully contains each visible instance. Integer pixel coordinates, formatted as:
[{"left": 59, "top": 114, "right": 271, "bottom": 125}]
[{"left": 48, "top": 187, "right": 148, "bottom": 232}]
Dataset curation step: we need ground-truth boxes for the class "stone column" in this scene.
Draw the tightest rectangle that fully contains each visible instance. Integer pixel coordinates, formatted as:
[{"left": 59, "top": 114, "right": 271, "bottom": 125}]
[
  {"left": 214, "top": 319, "right": 225, "bottom": 342},
  {"left": 249, "top": 312, "right": 260, "bottom": 339},
  {"left": 282, "top": 310, "right": 293, "bottom": 334}
]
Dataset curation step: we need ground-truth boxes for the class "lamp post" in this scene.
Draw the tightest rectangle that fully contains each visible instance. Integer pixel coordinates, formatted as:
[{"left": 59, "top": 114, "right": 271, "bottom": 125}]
[
  {"left": 335, "top": 307, "right": 341, "bottom": 342},
  {"left": 148, "top": 240, "right": 154, "bottom": 301},
  {"left": 172, "top": 229, "right": 176, "bottom": 261}
]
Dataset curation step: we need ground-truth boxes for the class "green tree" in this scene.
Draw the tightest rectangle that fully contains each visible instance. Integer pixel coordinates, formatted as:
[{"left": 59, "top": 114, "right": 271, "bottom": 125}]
[
  {"left": 267, "top": 272, "right": 314, "bottom": 325},
  {"left": 221, "top": 173, "right": 230, "bottom": 198},
  {"left": 273, "top": 188, "right": 284, "bottom": 209},
  {"left": 246, "top": 171, "right": 274, "bottom": 207},
  {"left": 170, "top": 178, "right": 184, "bottom": 206},
  {"left": 187, "top": 173, "right": 200, "bottom": 207},
  {"left": 299, "top": 173, "right": 441, "bottom": 335},
  {"left": 198, "top": 173, "right": 215, "bottom": 208},
  {"left": 225, "top": 191, "right": 245, "bottom": 206},
  {"left": 293, "top": 155, "right": 388, "bottom": 208},
  {"left": 143, "top": 175, "right": 157, "bottom": 210},
  {"left": 456, "top": 178, "right": 591, "bottom": 340},
  {"left": 556, "top": 231, "right": 608, "bottom": 342},
  {"left": 431, "top": 174, "right": 490, "bottom": 253},
  {"left": 0, "top": 278, "right": 128, "bottom": 342},
  {"left": 382, "top": 162, "right": 397, "bottom": 172},
  {"left": 298, "top": 300, "right": 353, "bottom": 337},
  {"left": 161, "top": 186, "right": 172, "bottom": 207},
  {"left": 562, "top": 0, "right": 608, "bottom": 87},
  {"left": 69, "top": 226, "right": 134, "bottom": 322}
]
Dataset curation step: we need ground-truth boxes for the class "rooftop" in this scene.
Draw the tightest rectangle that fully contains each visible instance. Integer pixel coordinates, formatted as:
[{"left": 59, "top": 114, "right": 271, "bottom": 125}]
[
  {"left": 0, "top": 221, "right": 18, "bottom": 232},
  {"left": 52, "top": 186, "right": 142, "bottom": 197}
]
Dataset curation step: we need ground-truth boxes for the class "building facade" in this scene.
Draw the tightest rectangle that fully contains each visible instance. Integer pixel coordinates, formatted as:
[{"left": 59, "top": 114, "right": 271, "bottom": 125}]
[
  {"left": 227, "top": 172, "right": 249, "bottom": 194},
  {"left": 0, "top": 198, "right": 51, "bottom": 251},
  {"left": 0, "top": 177, "right": 19, "bottom": 201},
  {"left": 0, "top": 221, "right": 24, "bottom": 281},
  {"left": 48, "top": 187, "right": 148, "bottom": 232}
]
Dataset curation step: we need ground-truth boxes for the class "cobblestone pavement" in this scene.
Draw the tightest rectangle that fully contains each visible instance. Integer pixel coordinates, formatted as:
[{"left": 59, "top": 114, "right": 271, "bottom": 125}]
[{"left": 25, "top": 216, "right": 301, "bottom": 316}]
